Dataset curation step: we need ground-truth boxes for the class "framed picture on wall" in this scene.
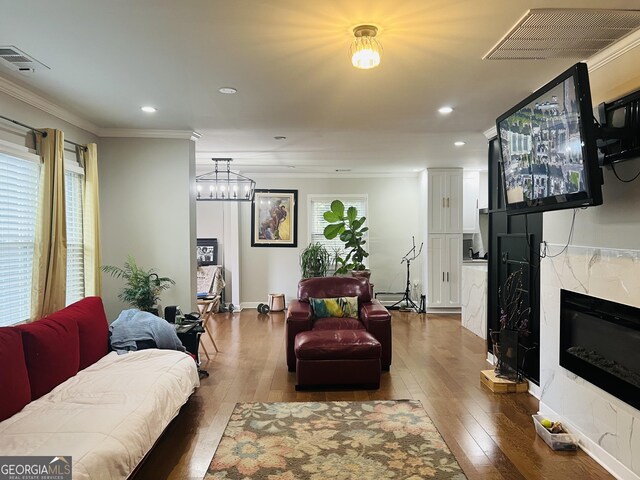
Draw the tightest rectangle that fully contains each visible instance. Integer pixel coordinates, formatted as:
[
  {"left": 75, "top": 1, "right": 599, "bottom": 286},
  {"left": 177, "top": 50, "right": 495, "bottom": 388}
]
[
  {"left": 196, "top": 238, "right": 218, "bottom": 265},
  {"left": 251, "top": 189, "right": 298, "bottom": 247}
]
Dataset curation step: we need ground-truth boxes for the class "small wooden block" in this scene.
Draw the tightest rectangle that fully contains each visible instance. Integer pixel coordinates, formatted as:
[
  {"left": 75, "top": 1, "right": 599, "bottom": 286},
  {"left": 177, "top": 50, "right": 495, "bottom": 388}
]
[{"left": 480, "top": 369, "right": 528, "bottom": 393}]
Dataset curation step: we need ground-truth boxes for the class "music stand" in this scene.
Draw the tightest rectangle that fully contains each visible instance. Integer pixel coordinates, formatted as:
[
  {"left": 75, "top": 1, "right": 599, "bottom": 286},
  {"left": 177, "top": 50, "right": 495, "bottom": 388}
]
[{"left": 390, "top": 236, "right": 424, "bottom": 312}]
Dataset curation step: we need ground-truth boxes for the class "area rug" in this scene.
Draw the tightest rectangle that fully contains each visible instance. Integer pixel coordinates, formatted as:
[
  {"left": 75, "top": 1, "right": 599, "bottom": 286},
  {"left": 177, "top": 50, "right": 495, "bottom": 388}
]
[{"left": 205, "top": 400, "right": 467, "bottom": 479}]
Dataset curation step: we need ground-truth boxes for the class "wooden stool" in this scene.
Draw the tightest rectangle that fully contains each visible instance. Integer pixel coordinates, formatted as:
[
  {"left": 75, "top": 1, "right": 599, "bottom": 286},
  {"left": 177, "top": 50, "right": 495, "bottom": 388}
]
[{"left": 268, "top": 293, "right": 285, "bottom": 312}]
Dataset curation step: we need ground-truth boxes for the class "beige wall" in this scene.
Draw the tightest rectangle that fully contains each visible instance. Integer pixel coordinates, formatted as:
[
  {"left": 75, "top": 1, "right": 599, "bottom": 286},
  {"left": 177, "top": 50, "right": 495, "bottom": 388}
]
[
  {"left": 99, "top": 137, "right": 196, "bottom": 320},
  {"left": 237, "top": 175, "right": 422, "bottom": 305},
  {"left": 0, "top": 90, "right": 98, "bottom": 152},
  {"left": 543, "top": 45, "right": 640, "bottom": 249}
]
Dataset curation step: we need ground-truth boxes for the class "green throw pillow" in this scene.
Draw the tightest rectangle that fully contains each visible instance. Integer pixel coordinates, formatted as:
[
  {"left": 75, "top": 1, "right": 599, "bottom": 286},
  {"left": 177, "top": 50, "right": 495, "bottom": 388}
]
[{"left": 310, "top": 296, "right": 358, "bottom": 319}]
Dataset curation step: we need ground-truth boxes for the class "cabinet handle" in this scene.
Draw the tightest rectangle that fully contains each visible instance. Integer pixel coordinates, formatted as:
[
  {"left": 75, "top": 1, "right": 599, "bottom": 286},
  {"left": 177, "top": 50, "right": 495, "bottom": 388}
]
[
  {"left": 447, "top": 272, "right": 449, "bottom": 282},
  {"left": 446, "top": 197, "right": 450, "bottom": 208},
  {"left": 442, "top": 197, "right": 445, "bottom": 208},
  {"left": 442, "top": 272, "right": 445, "bottom": 282}
]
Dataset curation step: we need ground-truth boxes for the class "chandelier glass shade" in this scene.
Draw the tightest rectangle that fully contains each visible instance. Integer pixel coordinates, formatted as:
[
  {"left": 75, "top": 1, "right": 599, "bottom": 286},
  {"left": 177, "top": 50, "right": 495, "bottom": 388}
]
[
  {"left": 196, "top": 158, "right": 256, "bottom": 202},
  {"left": 350, "top": 25, "right": 382, "bottom": 69}
]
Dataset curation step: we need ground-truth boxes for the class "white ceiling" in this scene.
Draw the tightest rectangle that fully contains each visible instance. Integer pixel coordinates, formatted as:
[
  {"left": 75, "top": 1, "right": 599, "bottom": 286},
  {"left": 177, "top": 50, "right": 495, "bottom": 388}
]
[{"left": 1, "top": 0, "right": 639, "bottom": 174}]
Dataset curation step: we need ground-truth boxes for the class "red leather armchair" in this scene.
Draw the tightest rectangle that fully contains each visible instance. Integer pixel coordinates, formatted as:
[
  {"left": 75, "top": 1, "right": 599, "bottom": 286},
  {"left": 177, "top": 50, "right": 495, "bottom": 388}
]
[{"left": 286, "top": 276, "right": 392, "bottom": 372}]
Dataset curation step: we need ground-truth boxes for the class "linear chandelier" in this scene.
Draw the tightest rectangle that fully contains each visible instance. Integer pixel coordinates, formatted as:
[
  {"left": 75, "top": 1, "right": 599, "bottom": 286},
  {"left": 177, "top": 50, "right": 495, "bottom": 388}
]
[{"left": 196, "top": 158, "right": 256, "bottom": 201}]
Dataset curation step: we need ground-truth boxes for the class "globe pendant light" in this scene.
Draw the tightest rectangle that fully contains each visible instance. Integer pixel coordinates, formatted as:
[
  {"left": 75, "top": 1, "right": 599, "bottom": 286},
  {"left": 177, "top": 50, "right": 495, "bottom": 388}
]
[{"left": 350, "top": 25, "right": 382, "bottom": 69}]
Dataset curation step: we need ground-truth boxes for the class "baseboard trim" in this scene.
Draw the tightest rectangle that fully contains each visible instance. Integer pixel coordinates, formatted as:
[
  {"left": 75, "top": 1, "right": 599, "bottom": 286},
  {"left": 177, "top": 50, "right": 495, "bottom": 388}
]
[
  {"left": 426, "top": 307, "right": 461, "bottom": 315},
  {"left": 538, "top": 402, "right": 639, "bottom": 480}
]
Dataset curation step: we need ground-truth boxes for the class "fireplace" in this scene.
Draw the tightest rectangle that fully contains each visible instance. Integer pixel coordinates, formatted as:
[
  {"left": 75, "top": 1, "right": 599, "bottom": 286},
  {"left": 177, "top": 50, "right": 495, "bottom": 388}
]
[{"left": 560, "top": 289, "right": 640, "bottom": 411}]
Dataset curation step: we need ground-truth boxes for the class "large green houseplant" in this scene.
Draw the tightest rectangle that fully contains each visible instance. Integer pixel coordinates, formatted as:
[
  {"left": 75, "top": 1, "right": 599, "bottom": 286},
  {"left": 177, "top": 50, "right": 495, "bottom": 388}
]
[
  {"left": 300, "top": 242, "right": 331, "bottom": 278},
  {"left": 102, "top": 255, "right": 175, "bottom": 314},
  {"left": 323, "top": 200, "right": 369, "bottom": 275}
]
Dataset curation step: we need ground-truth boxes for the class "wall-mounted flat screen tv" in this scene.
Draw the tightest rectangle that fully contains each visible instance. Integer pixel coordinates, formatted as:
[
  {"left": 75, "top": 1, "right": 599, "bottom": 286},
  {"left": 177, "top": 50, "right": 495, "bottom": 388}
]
[{"left": 497, "top": 62, "right": 603, "bottom": 215}]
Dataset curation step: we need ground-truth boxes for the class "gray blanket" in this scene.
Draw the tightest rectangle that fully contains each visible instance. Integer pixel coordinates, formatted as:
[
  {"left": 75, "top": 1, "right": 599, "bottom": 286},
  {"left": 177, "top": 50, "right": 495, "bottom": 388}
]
[{"left": 109, "top": 309, "right": 186, "bottom": 354}]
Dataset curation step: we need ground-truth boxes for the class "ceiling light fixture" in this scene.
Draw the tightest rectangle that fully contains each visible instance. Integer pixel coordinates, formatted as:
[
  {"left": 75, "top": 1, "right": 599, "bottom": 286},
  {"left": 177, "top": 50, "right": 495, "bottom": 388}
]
[
  {"left": 218, "top": 87, "right": 237, "bottom": 94},
  {"left": 350, "top": 25, "right": 382, "bottom": 70},
  {"left": 141, "top": 106, "right": 157, "bottom": 113},
  {"left": 438, "top": 106, "right": 454, "bottom": 114},
  {"left": 454, "top": 141, "right": 466, "bottom": 146},
  {"left": 196, "top": 158, "right": 256, "bottom": 202}
]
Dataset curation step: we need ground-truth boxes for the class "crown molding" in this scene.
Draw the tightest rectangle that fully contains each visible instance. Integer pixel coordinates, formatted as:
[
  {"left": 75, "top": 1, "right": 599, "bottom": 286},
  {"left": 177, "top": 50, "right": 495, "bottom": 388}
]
[
  {"left": 98, "top": 128, "right": 200, "bottom": 140},
  {"left": 483, "top": 126, "right": 497, "bottom": 140},
  {"left": 238, "top": 171, "right": 419, "bottom": 179},
  {"left": 0, "top": 75, "right": 100, "bottom": 135},
  {"left": 587, "top": 28, "right": 640, "bottom": 73}
]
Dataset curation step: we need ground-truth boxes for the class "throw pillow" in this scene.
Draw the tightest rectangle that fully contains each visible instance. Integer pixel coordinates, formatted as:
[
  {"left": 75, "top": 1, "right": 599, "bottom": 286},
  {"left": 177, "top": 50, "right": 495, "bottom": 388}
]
[{"left": 310, "top": 296, "right": 358, "bottom": 319}]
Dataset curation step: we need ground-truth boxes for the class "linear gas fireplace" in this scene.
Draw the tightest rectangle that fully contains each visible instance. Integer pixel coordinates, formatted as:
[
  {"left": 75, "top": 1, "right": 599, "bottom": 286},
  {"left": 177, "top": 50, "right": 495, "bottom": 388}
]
[{"left": 560, "top": 289, "right": 640, "bottom": 411}]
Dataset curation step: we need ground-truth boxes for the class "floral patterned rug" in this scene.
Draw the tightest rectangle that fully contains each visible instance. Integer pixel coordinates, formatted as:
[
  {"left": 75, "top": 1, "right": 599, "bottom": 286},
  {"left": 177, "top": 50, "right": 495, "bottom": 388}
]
[{"left": 205, "top": 400, "right": 467, "bottom": 479}]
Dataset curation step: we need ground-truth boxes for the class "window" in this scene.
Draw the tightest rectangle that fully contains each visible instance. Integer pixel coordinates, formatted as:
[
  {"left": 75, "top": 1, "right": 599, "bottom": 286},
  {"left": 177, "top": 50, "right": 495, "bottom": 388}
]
[
  {"left": 308, "top": 195, "right": 368, "bottom": 265},
  {"left": 65, "top": 165, "right": 84, "bottom": 305},
  {"left": 0, "top": 151, "right": 40, "bottom": 326}
]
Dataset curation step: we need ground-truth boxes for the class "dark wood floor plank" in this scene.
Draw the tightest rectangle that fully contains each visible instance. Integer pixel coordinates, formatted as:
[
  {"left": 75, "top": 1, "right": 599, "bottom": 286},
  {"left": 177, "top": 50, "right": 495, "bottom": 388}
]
[{"left": 131, "top": 310, "right": 613, "bottom": 480}]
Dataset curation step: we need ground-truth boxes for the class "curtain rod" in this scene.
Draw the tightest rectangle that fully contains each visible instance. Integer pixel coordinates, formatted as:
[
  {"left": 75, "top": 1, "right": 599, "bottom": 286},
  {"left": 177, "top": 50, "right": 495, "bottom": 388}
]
[{"left": 0, "top": 114, "right": 88, "bottom": 151}]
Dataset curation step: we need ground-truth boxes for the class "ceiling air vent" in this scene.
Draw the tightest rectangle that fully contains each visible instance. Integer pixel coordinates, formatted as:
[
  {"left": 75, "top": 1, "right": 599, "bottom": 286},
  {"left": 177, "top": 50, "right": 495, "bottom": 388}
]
[
  {"left": 0, "top": 46, "right": 49, "bottom": 73},
  {"left": 484, "top": 9, "right": 640, "bottom": 60}
]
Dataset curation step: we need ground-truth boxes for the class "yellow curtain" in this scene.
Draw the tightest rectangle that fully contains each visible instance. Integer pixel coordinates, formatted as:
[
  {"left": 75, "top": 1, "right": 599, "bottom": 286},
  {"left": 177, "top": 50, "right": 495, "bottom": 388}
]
[
  {"left": 31, "top": 128, "right": 67, "bottom": 320},
  {"left": 78, "top": 143, "right": 101, "bottom": 296}
]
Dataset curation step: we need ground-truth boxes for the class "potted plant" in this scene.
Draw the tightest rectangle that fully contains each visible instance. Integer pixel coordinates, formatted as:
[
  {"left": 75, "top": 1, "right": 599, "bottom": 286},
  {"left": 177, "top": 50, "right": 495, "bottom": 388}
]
[
  {"left": 300, "top": 242, "right": 331, "bottom": 278},
  {"left": 322, "top": 200, "right": 369, "bottom": 277},
  {"left": 102, "top": 255, "right": 175, "bottom": 315},
  {"left": 493, "top": 270, "right": 531, "bottom": 380}
]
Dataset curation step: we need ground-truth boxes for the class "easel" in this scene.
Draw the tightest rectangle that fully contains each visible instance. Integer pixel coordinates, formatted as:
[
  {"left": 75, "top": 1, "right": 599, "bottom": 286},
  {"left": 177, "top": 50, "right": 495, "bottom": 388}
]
[{"left": 389, "top": 237, "right": 424, "bottom": 312}]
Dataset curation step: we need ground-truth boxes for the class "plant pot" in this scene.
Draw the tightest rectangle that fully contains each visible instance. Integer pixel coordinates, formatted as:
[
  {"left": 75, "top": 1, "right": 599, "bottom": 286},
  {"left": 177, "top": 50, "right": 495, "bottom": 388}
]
[
  {"left": 143, "top": 307, "right": 160, "bottom": 317},
  {"left": 350, "top": 270, "right": 371, "bottom": 281},
  {"left": 499, "top": 329, "right": 520, "bottom": 381}
]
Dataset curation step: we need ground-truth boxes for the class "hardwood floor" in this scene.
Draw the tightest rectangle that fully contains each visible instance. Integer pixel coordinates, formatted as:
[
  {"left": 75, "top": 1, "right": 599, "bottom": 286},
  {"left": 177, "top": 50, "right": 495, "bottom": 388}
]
[{"left": 131, "top": 310, "right": 613, "bottom": 480}]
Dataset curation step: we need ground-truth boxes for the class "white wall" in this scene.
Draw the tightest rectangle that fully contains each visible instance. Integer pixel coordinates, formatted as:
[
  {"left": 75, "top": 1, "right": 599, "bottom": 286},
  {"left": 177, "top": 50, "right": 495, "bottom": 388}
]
[
  {"left": 237, "top": 175, "right": 422, "bottom": 306},
  {"left": 196, "top": 201, "right": 238, "bottom": 304},
  {"left": 99, "top": 137, "right": 196, "bottom": 320},
  {"left": 537, "top": 45, "right": 640, "bottom": 478},
  {"left": 0, "top": 90, "right": 97, "bottom": 155},
  {"left": 544, "top": 45, "right": 640, "bottom": 249}
]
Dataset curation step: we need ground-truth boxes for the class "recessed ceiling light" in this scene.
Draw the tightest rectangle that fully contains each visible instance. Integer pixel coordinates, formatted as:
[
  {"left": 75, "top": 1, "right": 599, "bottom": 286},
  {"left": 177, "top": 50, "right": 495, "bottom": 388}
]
[
  {"left": 438, "top": 106, "right": 454, "bottom": 114},
  {"left": 141, "top": 106, "right": 157, "bottom": 113},
  {"left": 218, "top": 87, "right": 237, "bottom": 94},
  {"left": 454, "top": 141, "right": 466, "bottom": 146},
  {"left": 274, "top": 136, "right": 287, "bottom": 140}
]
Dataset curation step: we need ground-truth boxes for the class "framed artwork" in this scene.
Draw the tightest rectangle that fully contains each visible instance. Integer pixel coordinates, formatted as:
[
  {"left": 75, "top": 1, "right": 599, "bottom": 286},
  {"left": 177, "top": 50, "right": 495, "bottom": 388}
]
[
  {"left": 196, "top": 238, "right": 218, "bottom": 265},
  {"left": 251, "top": 189, "right": 298, "bottom": 247}
]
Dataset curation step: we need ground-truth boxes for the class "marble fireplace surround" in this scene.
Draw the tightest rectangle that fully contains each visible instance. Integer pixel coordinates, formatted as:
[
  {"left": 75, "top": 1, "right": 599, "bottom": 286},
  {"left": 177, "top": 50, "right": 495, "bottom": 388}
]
[{"left": 541, "top": 244, "right": 640, "bottom": 480}]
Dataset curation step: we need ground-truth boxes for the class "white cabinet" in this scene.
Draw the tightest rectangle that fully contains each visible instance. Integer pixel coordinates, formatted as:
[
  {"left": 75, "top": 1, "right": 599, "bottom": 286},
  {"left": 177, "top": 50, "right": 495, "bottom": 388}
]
[
  {"left": 463, "top": 171, "right": 480, "bottom": 233},
  {"left": 478, "top": 171, "right": 489, "bottom": 210},
  {"left": 427, "top": 234, "right": 462, "bottom": 307},
  {"left": 428, "top": 170, "right": 462, "bottom": 234}
]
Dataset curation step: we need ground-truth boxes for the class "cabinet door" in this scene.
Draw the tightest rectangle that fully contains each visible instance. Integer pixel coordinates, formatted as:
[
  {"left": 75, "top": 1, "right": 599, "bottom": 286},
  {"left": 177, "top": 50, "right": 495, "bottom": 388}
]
[
  {"left": 428, "top": 172, "right": 446, "bottom": 233},
  {"left": 463, "top": 172, "right": 479, "bottom": 233},
  {"left": 445, "top": 171, "right": 463, "bottom": 233},
  {"left": 427, "top": 235, "right": 445, "bottom": 307},
  {"left": 445, "top": 234, "right": 462, "bottom": 306}
]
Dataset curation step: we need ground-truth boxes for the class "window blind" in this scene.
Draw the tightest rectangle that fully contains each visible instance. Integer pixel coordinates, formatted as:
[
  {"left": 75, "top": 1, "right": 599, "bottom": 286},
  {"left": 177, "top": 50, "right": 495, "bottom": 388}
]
[
  {"left": 65, "top": 169, "right": 84, "bottom": 305},
  {"left": 0, "top": 152, "right": 40, "bottom": 326},
  {"left": 309, "top": 196, "right": 368, "bottom": 263}
]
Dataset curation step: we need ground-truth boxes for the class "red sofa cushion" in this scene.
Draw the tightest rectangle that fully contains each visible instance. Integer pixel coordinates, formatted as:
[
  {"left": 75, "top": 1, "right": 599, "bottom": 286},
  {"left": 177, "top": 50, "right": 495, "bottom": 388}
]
[
  {"left": 0, "top": 328, "right": 31, "bottom": 421},
  {"left": 16, "top": 317, "right": 80, "bottom": 400},
  {"left": 46, "top": 297, "right": 108, "bottom": 370}
]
